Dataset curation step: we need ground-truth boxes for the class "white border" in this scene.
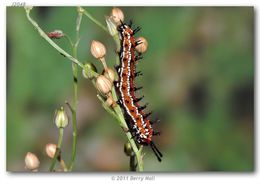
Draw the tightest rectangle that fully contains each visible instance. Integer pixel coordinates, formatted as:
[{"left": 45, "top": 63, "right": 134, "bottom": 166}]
[{"left": 1, "top": 0, "right": 258, "bottom": 186}]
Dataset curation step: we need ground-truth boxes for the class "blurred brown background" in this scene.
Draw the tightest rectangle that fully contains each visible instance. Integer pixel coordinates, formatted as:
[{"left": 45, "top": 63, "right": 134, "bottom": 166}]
[{"left": 7, "top": 7, "right": 254, "bottom": 171}]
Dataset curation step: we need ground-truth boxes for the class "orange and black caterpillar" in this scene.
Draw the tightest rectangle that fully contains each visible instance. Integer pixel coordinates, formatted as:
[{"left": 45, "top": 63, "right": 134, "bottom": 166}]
[{"left": 114, "top": 20, "right": 163, "bottom": 162}]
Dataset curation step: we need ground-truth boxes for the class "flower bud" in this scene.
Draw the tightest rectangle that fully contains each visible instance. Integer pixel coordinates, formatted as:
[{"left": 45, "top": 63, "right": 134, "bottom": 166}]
[
  {"left": 47, "top": 30, "right": 64, "bottom": 39},
  {"left": 82, "top": 63, "right": 97, "bottom": 79},
  {"left": 124, "top": 141, "right": 133, "bottom": 156},
  {"left": 106, "top": 16, "right": 118, "bottom": 36},
  {"left": 135, "top": 37, "right": 148, "bottom": 53},
  {"left": 54, "top": 107, "right": 69, "bottom": 128},
  {"left": 102, "top": 68, "right": 115, "bottom": 82},
  {"left": 96, "top": 75, "right": 112, "bottom": 95},
  {"left": 111, "top": 7, "right": 124, "bottom": 25},
  {"left": 91, "top": 40, "right": 106, "bottom": 59},
  {"left": 25, "top": 152, "right": 40, "bottom": 170},
  {"left": 45, "top": 143, "right": 57, "bottom": 158},
  {"left": 106, "top": 94, "right": 116, "bottom": 108}
]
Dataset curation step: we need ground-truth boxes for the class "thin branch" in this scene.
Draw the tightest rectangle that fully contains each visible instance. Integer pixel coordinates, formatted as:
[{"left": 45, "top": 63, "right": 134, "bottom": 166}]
[
  {"left": 68, "top": 7, "right": 82, "bottom": 171},
  {"left": 49, "top": 128, "right": 64, "bottom": 171}
]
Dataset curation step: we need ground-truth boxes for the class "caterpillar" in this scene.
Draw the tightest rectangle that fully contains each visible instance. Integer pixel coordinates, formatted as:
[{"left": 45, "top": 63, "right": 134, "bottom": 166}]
[{"left": 114, "top": 21, "right": 163, "bottom": 162}]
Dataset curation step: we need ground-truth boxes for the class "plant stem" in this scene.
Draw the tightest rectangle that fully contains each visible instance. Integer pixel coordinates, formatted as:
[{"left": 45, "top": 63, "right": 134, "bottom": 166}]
[
  {"left": 49, "top": 128, "right": 64, "bottom": 172},
  {"left": 68, "top": 98, "right": 77, "bottom": 171},
  {"left": 68, "top": 61, "right": 78, "bottom": 171},
  {"left": 68, "top": 8, "right": 83, "bottom": 171}
]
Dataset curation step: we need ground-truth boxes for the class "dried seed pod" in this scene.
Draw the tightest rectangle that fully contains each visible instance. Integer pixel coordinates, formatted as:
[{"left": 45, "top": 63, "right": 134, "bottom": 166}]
[
  {"left": 45, "top": 143, "right": 57, "bottom": 159},
  {"left": 96, "top": 75, "right": 112, "bottom": 95},
  {"left": 90, "top": 40, "right": 106, "bottom": 59},
  {"left": 25, "top": 152, "right": 40, "bottom": 170},
  {"left": 111, "top": 7, "right": 124, "bottom": 25},
  {"left": 54, "top": 107, "right": 69, "bottom": 128},
  {"left": 135, "top": 37, "right": 148, "bottom": 53}
]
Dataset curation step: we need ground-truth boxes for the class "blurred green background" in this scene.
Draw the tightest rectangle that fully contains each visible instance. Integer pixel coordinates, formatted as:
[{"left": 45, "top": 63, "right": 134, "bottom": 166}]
[{"left": 7, "top": 7, "right": 254, "bottom": 171}]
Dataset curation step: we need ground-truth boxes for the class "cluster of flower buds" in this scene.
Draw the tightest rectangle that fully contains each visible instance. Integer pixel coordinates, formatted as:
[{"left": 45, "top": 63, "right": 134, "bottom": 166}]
[
  {"left": 25, "top": 106, "right": 70, "bottom": 171},
  {"left": 88, "top": 7, "right": 148, "bottom": 108},
  {"left": 90, "top": 40, "right": 116, "bottom": 102}
]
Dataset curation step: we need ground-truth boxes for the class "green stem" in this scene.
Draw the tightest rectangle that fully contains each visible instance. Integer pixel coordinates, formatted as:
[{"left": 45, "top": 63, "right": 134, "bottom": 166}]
[
  {"left": 49, "top": 128, "right": 64, "bottom": 172},
  {"left": 68, "top": 50, "right": 78, "bottom": 171},
  {"left": 68, "top": 8, "right": 82, "bottom": 171},
  {"left": 68, "top": 97, "right": 77, "bottom": 171}
]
